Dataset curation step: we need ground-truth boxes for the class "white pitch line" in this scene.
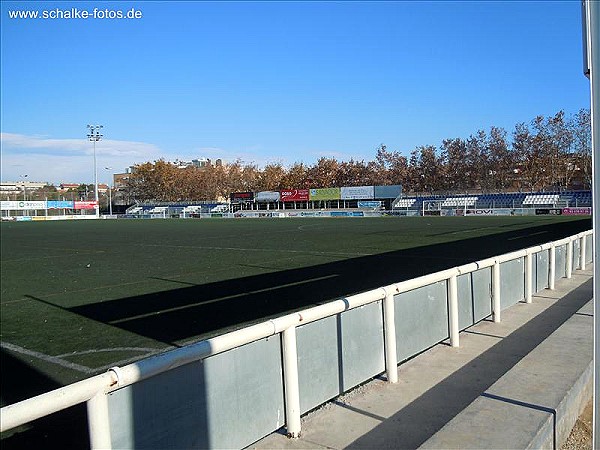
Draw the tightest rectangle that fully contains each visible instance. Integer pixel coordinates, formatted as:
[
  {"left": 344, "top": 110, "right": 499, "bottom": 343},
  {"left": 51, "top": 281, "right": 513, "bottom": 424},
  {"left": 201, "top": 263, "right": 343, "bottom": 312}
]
[
  {"left": 93, "top": 348, "right": 175, "bottom": 372},
  {"left": 55, "top": 347, "right": 161, "bottom": 358},
  {"left": 110, "top": 273, "right": 340, "bottom": 325},
  {"left": 1, "top": 341, "right": 94, "bottom": 374}
]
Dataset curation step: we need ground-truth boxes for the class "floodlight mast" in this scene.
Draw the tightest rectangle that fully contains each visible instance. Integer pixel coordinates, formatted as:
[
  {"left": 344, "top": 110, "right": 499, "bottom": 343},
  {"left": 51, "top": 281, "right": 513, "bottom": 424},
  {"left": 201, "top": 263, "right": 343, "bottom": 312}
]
[{"left": 87, "top": 125, "right": 103, "bottom": 218}]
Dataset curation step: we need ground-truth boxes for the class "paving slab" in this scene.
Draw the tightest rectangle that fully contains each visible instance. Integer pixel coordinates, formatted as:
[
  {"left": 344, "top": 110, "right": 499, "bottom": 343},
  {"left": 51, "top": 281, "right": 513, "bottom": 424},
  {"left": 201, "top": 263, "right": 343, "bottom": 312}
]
[{"left": 249, "top": 268, "right": 593, "bottom": 450}]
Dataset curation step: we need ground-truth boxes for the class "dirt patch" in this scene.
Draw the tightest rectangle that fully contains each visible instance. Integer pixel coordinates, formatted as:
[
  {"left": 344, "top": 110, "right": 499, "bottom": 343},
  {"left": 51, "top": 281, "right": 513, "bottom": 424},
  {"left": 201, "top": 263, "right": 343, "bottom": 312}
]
[{"left": 562, "top": 397, "right": 593, "bottom": 450}]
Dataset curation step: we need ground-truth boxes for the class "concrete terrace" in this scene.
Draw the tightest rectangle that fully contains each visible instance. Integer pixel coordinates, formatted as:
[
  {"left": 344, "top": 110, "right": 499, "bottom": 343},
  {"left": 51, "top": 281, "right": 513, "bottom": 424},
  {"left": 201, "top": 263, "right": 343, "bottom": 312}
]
[{"left": 250, "top": 267, "right": 593, "bottom": 450}]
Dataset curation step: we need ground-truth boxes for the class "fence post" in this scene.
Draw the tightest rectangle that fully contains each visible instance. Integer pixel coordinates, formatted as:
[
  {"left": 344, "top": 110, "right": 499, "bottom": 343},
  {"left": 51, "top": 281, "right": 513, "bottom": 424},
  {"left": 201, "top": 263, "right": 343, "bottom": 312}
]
[
  {"left": 580, "top": 235, "right": 587, "bottom": 270},
  {"left": 448, "top": 275, "right": 459, "bottom": 347},
  {"left": 282, "top": 326, "right": 301, "bottom": 438},
  {"left": 86, "top": 392, "right": 112, "bottom": 450},
  {"left": 525, "top": 251, "right": 533, "bottom": 303},
  {"left": 549, "top": 244, "right": 556, "bottom": 290},
  {"left": 566, "top": 239, "right": 573, "bottom": 278},
  {"left": 493, "top": 260, "right": 501, "bottom": 323},
  {"left": 383, "top": 288, "right": 398, "bottom": 383}
]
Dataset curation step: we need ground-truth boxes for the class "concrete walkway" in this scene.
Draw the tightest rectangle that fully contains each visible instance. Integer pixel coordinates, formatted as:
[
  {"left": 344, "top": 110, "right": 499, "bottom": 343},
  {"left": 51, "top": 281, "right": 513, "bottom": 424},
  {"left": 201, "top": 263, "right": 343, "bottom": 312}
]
[{"left": 250, "top": 267, "right": 593, "bottom": 450}]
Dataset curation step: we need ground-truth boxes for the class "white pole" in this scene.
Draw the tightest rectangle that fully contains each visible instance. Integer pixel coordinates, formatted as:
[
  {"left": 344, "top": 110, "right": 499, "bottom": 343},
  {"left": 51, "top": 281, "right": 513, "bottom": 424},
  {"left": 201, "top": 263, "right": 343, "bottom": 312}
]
[
  {"left": 566, "top": 239, "right": 573, "bottom": 278},
  {"left": 582, "top": 0, "right": 600, "bottom": 448},
  {"left": 282, "top": 327, "right": 301, "bottom": 438},
  {"left": 548, "top": 244, "right": 556, "bottom": 290},
  {"left": 492, "top": 260, "right": 501, "bottom": 323},
  {"left": 525, "top": 252, "right": 533, "bottom": 303},
  {"left": 580, "top": 234, "right": 587, "bottom": 270},
  {"left": 448, "top": 275, "right": 460, "bottom": 347},
  {"left": 583, "top": 1, "right": 599, "bottom": 445},
  {"left": 383, "top": 289, "right": 398, "bottom": 383},
  {"left": 86, "top": 392, "right": 112, "bottom": 450}
]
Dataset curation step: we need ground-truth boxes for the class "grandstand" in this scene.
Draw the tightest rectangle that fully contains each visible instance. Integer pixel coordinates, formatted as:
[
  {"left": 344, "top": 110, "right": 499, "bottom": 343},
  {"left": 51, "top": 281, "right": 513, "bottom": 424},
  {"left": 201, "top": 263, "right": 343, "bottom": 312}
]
[
  {"left": 119, "top": 190, "right": 591, "bottom": 219},
  {"left": 392, "top": 191, "right": 592, "bottom": 213}
]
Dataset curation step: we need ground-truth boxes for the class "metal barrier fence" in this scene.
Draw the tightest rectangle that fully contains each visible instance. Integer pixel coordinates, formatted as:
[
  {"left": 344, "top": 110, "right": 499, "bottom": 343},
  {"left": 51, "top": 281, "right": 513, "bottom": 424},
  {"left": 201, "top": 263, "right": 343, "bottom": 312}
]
[{"left": 0, "top": 230, "right": 593, "bottom": 449}]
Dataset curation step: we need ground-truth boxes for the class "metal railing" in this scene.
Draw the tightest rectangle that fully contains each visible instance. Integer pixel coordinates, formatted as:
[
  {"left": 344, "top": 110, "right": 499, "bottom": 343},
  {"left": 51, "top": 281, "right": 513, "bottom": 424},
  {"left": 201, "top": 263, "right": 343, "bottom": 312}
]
[{"left": 0, "top": 230, "right": 592, "bottom": 449}]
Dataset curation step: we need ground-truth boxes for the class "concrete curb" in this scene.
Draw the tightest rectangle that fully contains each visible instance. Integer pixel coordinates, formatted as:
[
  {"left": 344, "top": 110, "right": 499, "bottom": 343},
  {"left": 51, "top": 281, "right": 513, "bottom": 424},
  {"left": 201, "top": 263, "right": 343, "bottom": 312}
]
[{"left": 420, "top": 300, "right": 593, "bottom": 450}]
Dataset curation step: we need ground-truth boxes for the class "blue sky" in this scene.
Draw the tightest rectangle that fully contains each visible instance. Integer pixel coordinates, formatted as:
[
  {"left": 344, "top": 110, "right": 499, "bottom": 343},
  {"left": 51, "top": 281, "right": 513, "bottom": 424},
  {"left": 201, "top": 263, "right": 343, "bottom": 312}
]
[{"left": 0, "top": 1, "right": 591, "bottom": 185}]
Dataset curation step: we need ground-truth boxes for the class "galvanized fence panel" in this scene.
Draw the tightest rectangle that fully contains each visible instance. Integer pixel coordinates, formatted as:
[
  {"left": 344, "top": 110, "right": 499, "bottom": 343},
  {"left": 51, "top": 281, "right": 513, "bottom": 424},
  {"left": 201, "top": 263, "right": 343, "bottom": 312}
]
[
  {"left": 500, "top": 258, "right": 525, "bottom": 309},
  {"left": 296, "top": 301, "right": 385, "bottom": 415},
  {"left": 457, "top": 273, "right": 474, "bottom": 330},
  {"left": 395, "top": 281, "right": 449, "bottom": 362},
  {"left": 555, "top": 244, "right": 567, "bottom": 279},
  {"left": 573, "top": 240, "right": 581, "bottom": 269},
  {"left": 535, "top": 250, "right": 549, "bottom": 293},
  {"left": 457, "top": 269, "right": 494, "bottom": 330},
  {"left": 107, "top": 336, "right": 284, "bottom": 450}
]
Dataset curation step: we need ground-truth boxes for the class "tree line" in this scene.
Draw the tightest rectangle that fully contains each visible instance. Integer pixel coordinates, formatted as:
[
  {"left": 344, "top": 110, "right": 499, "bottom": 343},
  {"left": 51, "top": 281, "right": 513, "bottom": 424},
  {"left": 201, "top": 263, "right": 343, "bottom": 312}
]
[{"left": 125, "top": 109, "right": 591, "bottom": 203}]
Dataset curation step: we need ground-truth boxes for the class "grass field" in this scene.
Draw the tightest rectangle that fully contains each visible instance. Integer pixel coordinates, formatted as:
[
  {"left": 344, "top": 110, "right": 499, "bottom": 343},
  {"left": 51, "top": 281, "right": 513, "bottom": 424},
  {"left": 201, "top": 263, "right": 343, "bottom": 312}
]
[{"left": 0, "top": 215, "right": 592, "bottom": 409}]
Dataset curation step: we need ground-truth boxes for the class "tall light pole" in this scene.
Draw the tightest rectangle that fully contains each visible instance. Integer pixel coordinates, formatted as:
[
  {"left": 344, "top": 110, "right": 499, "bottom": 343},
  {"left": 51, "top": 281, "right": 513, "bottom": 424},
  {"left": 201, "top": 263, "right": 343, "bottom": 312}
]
[
  {"left": 87, "top": 124, "right": 103, "bottom": 218},
  {"left": 19, "top": 174, "right": 28, "bottom": 201},
  {"left": 19, "top": 174, "right": 28, "bottom": 216},
  {"left": 105, "top": 167, "right": 113, "bottom": 216}
]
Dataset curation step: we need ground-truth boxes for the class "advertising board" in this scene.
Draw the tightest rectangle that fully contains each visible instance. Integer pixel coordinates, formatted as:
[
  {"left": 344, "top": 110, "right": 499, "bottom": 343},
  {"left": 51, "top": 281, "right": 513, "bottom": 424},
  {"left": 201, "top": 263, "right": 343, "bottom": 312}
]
[
  {"left": 309, "top": 188, "right": 341, "bottom": 201},
  {"left": 340, "top": 186, "right": 374, "bottom": 200},
  {"left": 230, "top": 192, "right": 254, "bottom": 203},
  {"left": 464, "top": 209, "right": 494, "bottom": 216},
  {"left": 280, "top": 189, "right": 309, "bottom": 202},
  {"left": 74, "top": 201, "right": 98, "bottom": 210},
  {"left": 256, "top": 191, "right": 280, "bottom": 202},
  {"left": 0, "top": 201, "right": 47, "bottom": 210},
  {"left": 535, "top": 208, "right": 562, "bottom": 215},
  {"left": 374, "top": 185, "right": 402, "bottom": 199},
  {"left": 357, "top": 201, "right": 381, "bottom": 209},
  {"left": 562, "top": 207, "right": 592, "bottom": 215},
  {"left": 47, "top": 200, "right": 74, "bottom": 209}
]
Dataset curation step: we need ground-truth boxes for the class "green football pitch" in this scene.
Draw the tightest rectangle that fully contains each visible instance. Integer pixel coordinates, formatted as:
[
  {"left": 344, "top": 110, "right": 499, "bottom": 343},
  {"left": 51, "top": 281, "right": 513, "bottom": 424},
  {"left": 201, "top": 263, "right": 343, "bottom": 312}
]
[{"left": 0, "top": 215, "right": 591, "bottom": 406}]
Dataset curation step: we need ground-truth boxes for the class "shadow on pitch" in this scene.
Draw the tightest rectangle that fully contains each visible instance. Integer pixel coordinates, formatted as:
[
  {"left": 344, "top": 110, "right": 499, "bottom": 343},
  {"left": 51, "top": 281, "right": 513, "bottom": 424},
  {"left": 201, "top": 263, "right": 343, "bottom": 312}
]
[
  {"left": 0, "top": 350, "right": 89, "bottom": 450},
  {"left": 63, "top": 219, "right": 591, "bottom": 345}
]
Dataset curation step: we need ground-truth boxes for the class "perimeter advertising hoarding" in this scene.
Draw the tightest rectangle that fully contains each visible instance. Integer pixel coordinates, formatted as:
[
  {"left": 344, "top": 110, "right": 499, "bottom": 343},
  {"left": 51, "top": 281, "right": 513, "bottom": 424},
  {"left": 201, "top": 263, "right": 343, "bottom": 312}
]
[
  {"left": 47, "top": 200, "right": 74, "bottom": 209},
  {"left": 464, "top": 209, "right": 495, "bottom": 216},
  {"left": 256, "top": 191, "right": 280, "bottom": 202},
  {"left": 358, "top": 201, "right": 381, "bottom": 209},
  {"left": 74, "top": 201, "right": 98, "bottom": 210},
  {"left": 280, "top": 189, "right": 309, "bottom": 202},
  {"left": 373, "top": 185, "right": 402, "bottom": 199},
  {"left": 535, "top": 208, "right": 562, "bottom": 215},
  {"left": 309, "top": 187, "right": 341, "bottom": 201},
  {"left": 562, "top": 207, "right": 592, "bottom": 215},
  {"left": 0, "top": 201, "right": 46, "bottom": 210},
  {"left": 230, "top": 192, "right": 254, "bottom": 203},
  {"left": 340, "top": 186, "right": 374, "bottom": 200}
]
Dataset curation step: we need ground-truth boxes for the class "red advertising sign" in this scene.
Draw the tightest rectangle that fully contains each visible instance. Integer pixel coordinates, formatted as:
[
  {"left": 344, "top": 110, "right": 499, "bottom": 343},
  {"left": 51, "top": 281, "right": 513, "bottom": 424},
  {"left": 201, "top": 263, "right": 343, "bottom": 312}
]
[
  {"left": 280, "top": 189, "right": 309, "bottom": 202},
  {"left": 74, "top": 201, "right": 98, "bottom": 210}
]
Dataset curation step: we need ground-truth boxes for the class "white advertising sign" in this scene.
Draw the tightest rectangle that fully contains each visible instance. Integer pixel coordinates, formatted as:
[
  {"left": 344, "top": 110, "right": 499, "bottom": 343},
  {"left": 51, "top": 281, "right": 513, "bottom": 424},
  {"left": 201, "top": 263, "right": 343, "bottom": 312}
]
[
  {"left": 1, "top": 201, "right": 47, "bottom": 210},
  {"left": 340, "top": 186, "right": 374, "bottom": 200}
]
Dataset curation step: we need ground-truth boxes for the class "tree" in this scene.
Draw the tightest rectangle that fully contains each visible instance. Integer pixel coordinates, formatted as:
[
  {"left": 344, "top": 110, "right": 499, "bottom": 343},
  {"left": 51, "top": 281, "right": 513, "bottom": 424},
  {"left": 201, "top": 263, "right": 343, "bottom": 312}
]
[
  {"left": 440, "top": 138, "right": 469, "bottom": 191},
  {"left": 259, "top": 162, "right": 286, "bottom": 191},
  {"left": 486, "top": 127, "right": 512, "bottom": 191},
  {"left": 307, "top": 157, "right": 340, "bottom": 188},
  {"left": 281, "top": 162, "right": 310, "bottom": 189},
  {"left": 572, "top": 108, "right": 592, "bottom": 189}
]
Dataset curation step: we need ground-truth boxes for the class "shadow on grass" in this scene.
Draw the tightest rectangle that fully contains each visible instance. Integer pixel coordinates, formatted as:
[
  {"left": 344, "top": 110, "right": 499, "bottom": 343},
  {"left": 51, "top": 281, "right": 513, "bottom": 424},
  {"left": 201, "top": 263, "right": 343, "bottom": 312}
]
[
  {"left": 65, "top": 219, "right": 590, "bottom": 345},
  {"left": 1, "top": 350, "right": 89, "bottom": 450}
]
